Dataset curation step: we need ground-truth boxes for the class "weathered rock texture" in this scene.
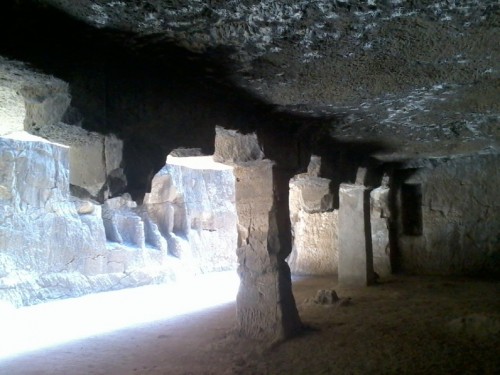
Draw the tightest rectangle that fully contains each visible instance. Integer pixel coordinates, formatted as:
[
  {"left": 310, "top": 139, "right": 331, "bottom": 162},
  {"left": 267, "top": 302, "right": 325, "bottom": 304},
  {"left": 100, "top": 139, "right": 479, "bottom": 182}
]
[
  {"left": 234, "top": 161, "right": 301, "bottom": 340},
  {"left": 0, "top": 134, "right": 210, "bottom": 307},
  {"left": 144, "top": 155, "right": 238, "bottom": 273},
  {"left": 0, "top": 133, "right": 103, "bottom": 306},
  {"left": 0, "top": 57, "right": 67, "bottom": 136},
  {"left": 213, "top": 126, "right": 264, "bottom": 163},
  {"left": 370, "top": 185, "right": 391, "bottom": 278},
  {"left": 338, "top": 183, "right": 375, "bottom": 287},
  {"left": 0, "top": 85, "right": 25, "bottom": 135},
  {"left": 216, "top": 127, "right": 301, "bottom": 340},
  {"left": 397, "top": 152, "right": 500, "bottom": 276},
  {"left": 0, "top": 58, "right": 125, "bottom": 200},
  {"left": 35, "top": 123, "right": 125, "bottom": 199},
  {"left": 32, "top": 0, "right": 498, "bottom": 159},
  {"left": 288, "top": 173, "right": 338, "bottom": 275}
]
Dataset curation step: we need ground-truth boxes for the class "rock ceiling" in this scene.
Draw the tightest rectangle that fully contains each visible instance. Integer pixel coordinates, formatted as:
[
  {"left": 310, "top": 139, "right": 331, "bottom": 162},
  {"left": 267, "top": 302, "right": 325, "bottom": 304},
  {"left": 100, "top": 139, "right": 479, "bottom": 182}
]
[{"left": 3, "top": 0, "right": 500, "bottom": 159}]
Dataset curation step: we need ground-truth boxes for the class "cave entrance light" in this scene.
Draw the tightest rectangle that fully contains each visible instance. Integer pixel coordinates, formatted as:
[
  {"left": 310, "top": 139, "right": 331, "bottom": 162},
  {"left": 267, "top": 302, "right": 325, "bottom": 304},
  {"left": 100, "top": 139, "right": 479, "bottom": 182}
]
[
  {"left": 0, "top": 154, "right": 242, "bottom": 360},
  {"left": 0, "top": 271, "right": 239, "bottom": 360}
]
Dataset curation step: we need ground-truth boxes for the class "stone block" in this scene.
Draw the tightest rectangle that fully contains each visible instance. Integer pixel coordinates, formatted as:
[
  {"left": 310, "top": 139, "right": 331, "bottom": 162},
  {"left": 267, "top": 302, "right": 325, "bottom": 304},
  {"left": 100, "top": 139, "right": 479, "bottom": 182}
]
[
  {"left": 288, "top": 174, "right": 337, "bottom": 275},
  {"left": 289, "top": 176, "right": 333, "bottom": 215},
  {"left": 338, "top": 183, "right": 375, "bottom": 287},
  {"left": 213, "top": 126, "right": 264, "bottom": 163},
  {"left": 306, "top": 155, "right": 322, "bottom": 177},
  {"left": 288, "top": 210, "right": 338, "bottom": 275},
  {"left": 0, "top": 134, "right": 110, "bottom": 306},
  {"left": 31, "top": 123, "right": 124, "bottom": 199}
]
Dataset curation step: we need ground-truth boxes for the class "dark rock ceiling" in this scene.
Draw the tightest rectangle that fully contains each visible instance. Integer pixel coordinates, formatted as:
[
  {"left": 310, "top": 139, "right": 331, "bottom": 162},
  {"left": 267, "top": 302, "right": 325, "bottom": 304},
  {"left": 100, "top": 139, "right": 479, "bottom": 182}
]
[{"left": 2, "top": 0, "right": 499, "bottom": 161}]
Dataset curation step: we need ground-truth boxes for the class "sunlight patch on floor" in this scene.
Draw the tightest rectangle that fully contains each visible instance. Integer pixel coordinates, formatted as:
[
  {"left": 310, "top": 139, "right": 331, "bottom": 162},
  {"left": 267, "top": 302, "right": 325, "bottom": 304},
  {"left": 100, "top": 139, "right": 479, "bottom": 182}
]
[{"left": 0, "top": 271, "right": 239, "bottom": 360}]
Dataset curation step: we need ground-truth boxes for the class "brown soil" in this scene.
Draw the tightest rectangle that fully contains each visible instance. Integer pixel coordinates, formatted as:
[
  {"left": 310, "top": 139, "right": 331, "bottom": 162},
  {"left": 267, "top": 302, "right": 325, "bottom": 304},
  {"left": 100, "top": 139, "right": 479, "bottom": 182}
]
[{"left": 1, "top": 275, "right": 499, "bottom": 375}]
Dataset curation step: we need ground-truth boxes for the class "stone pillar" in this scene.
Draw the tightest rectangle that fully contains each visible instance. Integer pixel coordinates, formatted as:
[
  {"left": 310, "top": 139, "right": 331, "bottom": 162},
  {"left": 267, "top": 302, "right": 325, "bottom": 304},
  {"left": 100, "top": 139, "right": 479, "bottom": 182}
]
[
  {"left": 215, "top": 126, "right": 301, "bottom": 341},
  {"left": 288, "top": 165, "right": 338, "bottom": 275},
  {"left": 234, "top": 161, "right": 301, "bottom": 340},
  {"left": 370, "top": 185, "right": 391, "bottom": 277},
  {"left": 338, "top": 183, "right": 375, "bottom": 287}
]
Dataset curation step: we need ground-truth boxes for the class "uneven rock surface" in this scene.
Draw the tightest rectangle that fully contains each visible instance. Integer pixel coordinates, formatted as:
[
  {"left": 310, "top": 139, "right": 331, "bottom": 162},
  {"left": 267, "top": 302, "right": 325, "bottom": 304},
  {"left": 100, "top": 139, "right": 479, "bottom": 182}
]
[
  {"left": 233, "top": 160, "right": 301, "bottom": 340},
  {"left": 0, "top": 133, "right": 237, "bottom": 307},
  {"left": 34, "top": 1, "right": 499, "bottom": 157},
  {"left": 0, "top": 0, "right": 498, "bottom": 344},
  {"left": 370, "top": 185, "right": 391, "bottom": 278},
  {"left": 397, "top": 152, "right": 500, "bottom": 276},
  {"left": 0, "top": 57, "right": 125, "bottom": 199},
  {"left": 214, "top": 126, "right": 301, "bottom": 340},
  {"left": 0, "top": 57, "right": 67, "bottom": 136},
  {"left": 144, "top": 155, "right": 238, "bottom": 273},
  {"left": 0, "top": 133, "right": 106, "bottom": 306},
  {"left": 36, "top": 123, "right": 124, "bottom": 199},
  {"left": 288, "top": 174, "right": 338, "bottom": 275}
]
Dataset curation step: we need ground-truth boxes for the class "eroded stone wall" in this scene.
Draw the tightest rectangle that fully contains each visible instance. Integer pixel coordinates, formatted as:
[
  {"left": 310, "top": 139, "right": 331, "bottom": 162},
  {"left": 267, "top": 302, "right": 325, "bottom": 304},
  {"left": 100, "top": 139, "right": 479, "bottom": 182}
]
[
  {"left": 397, "top": 153, "right": 500, "bottom": 275},
  {"left": 0, "top": 133, "right": 107, "bottom": 306},
  {"left": 144, "top": 155, "right": 238, "bottom": 273}
]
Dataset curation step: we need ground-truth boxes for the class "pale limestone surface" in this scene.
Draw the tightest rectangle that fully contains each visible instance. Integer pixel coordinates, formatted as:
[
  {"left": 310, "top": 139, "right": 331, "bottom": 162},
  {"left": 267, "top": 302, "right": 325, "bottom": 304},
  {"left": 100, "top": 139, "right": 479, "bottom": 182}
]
[
  {"left": 0, "top": 134, "right": 105, "bottom": 306},
  {"left": 0, "top": 57, "right": 68, "bottom": 136},
  {"left": 288, "top": 210, "right": 338, "bottom": 275},
  {"left": 0, "top": 134, "right": 187, "bottom": 307},
  {"left": 144, "top": 155, "right": 238, "bottom": 273},
  {"left": 0, "top": 86, "right": 25, "bottom": 135},
  {"left": 102, "top": 194, "right": 146, "bottom": 249},
  {"left": 0, "top": 58, "right": 124, "bottom": 199}
]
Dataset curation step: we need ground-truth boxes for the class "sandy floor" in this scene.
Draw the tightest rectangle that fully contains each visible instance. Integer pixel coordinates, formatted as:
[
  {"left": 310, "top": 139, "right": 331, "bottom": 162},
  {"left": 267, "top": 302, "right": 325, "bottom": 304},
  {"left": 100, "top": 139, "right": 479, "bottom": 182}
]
[{"left": 1, "top": 275, "right": 499, "bottom": 375}]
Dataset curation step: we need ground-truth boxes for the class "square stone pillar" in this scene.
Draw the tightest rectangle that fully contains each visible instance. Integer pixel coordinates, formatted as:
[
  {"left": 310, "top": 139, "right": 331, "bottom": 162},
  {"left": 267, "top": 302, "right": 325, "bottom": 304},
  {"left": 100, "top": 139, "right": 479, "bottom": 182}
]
[
  {"left": 234, "top": 160, "right": 301, "bottom": 341},
  {"left": 338, "top": 183, "right": 375, "bottom": 287}
]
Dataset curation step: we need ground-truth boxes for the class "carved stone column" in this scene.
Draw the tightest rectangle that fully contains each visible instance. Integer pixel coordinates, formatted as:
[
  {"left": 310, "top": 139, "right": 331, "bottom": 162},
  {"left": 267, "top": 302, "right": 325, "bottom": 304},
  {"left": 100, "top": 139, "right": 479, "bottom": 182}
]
[{"left": 215, "top": 127, "right": 302, "bottom": 341}]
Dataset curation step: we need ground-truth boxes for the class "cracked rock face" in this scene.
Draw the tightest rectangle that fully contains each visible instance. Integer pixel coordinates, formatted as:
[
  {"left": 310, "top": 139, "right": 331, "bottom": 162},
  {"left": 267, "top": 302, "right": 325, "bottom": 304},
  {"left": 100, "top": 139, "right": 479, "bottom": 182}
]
[{"left": 35, "top": 0, "right": 499, "bottom": 157}]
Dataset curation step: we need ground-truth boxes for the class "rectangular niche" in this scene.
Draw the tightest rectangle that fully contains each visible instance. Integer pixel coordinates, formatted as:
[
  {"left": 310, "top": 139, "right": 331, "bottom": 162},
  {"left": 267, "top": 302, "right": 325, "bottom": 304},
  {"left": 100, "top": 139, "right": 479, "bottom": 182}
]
[{"left": 401, "top": 183, "right": 423, "bottom": 236}]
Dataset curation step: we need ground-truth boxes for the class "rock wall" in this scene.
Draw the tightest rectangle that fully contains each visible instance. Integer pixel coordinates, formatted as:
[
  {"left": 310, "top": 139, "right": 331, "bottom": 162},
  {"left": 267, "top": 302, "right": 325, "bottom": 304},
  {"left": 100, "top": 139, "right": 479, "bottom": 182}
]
[
  {"left": 0, "top": 134, "right": 220, "bottom": 308},
  {"left": 35, "top": 122, "right": 125, "bottom": 199},
  {"left": 397, "top": 153, "right": 500, "bottom": 275},
  {"left": 0, "top": 133, "right": 105, "bottom": 306},
  {"left": 144, "top": 155, "right": 238, "bottom": 273},
  {"left": 1, "top": 58, "right": 125, "bottom": 200}
]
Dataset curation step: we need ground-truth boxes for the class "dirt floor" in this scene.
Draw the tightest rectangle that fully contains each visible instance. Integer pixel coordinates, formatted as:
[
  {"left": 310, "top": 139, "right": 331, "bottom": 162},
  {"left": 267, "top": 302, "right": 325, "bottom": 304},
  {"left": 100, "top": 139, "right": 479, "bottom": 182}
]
[{"left": 1, "top": 275, "right": 499, "bottom": 375}]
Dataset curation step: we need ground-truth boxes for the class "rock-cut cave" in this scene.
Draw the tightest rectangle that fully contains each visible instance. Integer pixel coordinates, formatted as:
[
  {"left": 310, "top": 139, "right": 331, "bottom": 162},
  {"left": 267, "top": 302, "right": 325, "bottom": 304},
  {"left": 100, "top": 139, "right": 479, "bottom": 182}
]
[{"left": 0, "top": 1, "right": 498, "bottom": 374}]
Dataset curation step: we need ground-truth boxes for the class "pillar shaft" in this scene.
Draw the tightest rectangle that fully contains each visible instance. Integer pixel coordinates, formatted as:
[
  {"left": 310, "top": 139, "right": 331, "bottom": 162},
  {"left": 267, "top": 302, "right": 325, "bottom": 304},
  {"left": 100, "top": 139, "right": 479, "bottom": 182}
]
[
  {"left": 234, "top": 161, "right": 301, "bottom": 341},
  {"left": 338, "top": 183, "right": 375, "bottom": 287}
]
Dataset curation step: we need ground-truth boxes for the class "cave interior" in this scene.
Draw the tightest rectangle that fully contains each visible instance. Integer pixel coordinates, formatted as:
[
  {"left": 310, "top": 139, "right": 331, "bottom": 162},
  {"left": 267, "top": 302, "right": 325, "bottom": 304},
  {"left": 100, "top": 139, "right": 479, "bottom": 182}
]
[{"left": 0, "top": 1, "right": 499, "bottom": 374}]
